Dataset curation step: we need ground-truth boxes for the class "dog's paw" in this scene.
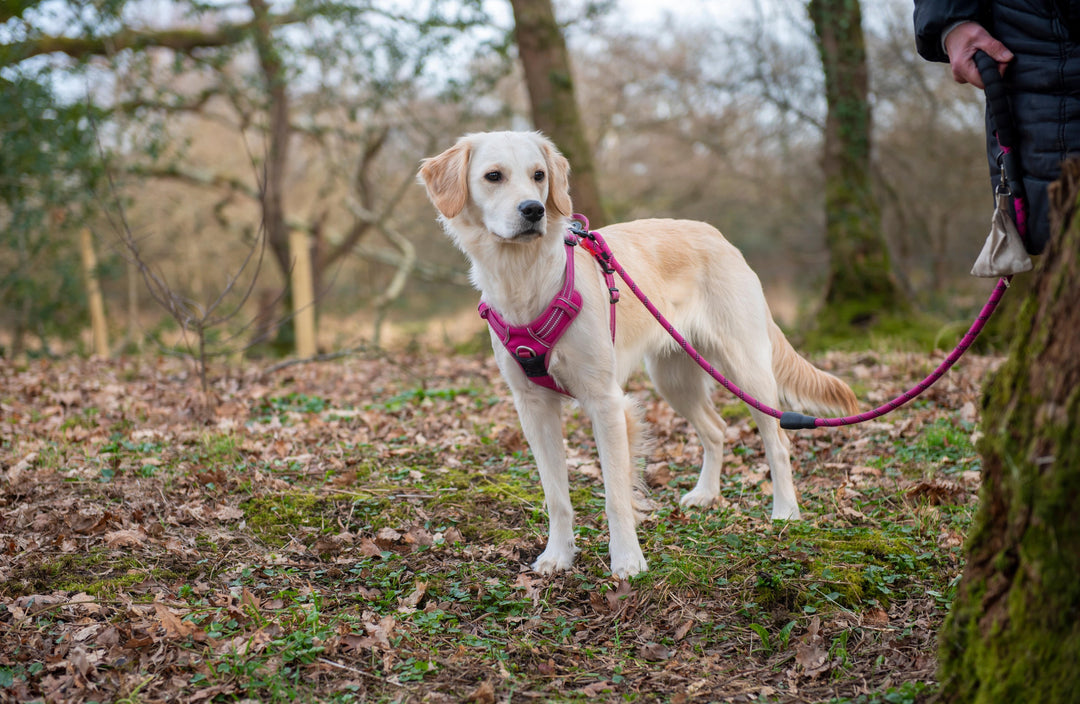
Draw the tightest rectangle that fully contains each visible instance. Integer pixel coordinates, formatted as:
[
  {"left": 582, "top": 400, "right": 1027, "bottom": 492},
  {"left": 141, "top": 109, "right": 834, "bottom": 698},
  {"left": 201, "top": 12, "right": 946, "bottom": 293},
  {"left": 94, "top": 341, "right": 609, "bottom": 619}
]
[
  {"left": 532, "top": 546, "right": 576, "bottom": 574},
  {"left": 771, "top": 503, "right": 802, "bottom": 521},
  {"left": 679, "top": 487, "right": 719, "bottom": 508},
  {"left": 609, "top": 547, "right": 648, "bottom": 579}
]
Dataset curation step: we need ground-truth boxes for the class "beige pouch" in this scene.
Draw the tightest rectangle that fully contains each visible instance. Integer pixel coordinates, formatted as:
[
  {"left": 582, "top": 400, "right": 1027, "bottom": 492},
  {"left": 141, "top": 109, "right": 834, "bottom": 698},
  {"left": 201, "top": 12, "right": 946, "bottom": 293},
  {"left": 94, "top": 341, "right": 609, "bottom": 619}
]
[{"left": 971, "top": 193, "right": 1033, "bottom": 278}]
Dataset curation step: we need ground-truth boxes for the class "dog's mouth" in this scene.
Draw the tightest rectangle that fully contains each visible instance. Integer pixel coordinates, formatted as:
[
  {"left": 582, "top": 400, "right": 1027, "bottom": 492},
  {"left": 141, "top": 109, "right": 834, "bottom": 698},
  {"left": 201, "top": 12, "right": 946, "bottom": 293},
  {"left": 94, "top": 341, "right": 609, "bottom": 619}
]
[{"left": 504, "top": 227, "right": 542, "bottom": 242}]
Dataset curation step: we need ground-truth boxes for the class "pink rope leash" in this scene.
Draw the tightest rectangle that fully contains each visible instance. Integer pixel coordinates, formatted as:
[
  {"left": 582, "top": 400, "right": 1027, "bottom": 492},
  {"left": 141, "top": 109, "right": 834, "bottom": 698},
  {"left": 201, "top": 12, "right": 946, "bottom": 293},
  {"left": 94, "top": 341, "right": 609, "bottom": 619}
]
[{"left": 571, "top": 217, "right": 1011, "bottom": 430}]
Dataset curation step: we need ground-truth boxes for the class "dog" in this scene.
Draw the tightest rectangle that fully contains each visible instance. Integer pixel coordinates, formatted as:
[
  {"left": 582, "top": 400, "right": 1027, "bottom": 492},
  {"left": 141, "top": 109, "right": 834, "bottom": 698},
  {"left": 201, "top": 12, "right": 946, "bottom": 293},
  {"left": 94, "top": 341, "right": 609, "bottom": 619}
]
[{"left": 418, "top": 131, "right": 858, "bottom": 578}]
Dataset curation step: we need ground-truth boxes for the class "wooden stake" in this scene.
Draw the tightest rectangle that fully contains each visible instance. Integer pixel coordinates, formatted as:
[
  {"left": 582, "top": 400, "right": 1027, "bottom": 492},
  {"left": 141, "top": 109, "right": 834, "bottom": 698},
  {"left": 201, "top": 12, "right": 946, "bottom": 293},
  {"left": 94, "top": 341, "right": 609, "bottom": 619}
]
[
  {"left": 79, "top": 228, "right": 109, "bottom": 357},
  {"left": 289, "top": 229, "right": 317, "bottom": 358}
]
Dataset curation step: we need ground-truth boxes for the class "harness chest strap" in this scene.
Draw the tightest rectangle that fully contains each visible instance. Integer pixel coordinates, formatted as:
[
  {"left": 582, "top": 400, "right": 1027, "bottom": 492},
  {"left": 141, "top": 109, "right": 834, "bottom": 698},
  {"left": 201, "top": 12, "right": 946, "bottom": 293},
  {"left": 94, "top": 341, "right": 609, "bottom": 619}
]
[{"left": 478, "top": 232, "right": 617, "bottom": 395}]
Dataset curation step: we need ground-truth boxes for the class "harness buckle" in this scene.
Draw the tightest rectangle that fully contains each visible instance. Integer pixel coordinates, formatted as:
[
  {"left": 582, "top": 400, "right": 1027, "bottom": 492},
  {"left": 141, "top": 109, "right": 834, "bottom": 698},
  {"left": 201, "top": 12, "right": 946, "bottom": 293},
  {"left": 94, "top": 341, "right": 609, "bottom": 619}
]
[
  {"left": 514, "top": 348, "right": 550, "bottom": 378},
  {"left": 609, "top": 287, "right": 621, "bottom": 304}
]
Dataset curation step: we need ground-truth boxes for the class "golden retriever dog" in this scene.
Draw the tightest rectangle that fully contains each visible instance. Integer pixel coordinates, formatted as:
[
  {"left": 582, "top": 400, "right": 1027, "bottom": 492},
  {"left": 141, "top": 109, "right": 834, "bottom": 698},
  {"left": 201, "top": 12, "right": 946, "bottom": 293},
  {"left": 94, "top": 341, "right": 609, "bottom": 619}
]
[{"left": 419, "top": 131, "right": 857, "bottom": 578}]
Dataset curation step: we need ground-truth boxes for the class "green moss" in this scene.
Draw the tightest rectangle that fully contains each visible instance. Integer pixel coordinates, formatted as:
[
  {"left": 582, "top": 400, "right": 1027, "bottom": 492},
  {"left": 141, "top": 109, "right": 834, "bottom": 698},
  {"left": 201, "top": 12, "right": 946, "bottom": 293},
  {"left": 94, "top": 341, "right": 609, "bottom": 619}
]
[
  {"left": 243, "top": 492, "right": 327, "bottom": 546},
  {"left": 720, "top": 402, "right": 751, "bottom": 423},
  {"left": 774, "top": 527, "right": 917, "bottom": 611},
  {"left": 799, "top": 308, "right": 949, "bottom": 354},
  {"left": 1, "top": 552, "right": 172, "bottom": 598},
  {"left": 55, "top": 569, "right": 154, "bottom": 597}
]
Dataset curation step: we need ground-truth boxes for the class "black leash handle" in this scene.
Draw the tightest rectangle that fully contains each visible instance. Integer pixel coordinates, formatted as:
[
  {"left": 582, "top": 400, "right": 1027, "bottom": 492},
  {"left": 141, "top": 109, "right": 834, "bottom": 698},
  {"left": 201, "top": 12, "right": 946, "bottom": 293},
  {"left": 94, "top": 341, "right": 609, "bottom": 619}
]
[
  {"left": 974, "top": 50, "right": 1015, "bottom": 147},
  {"left": 974, "top": 49, "right": 1026, "bottom": 203}
]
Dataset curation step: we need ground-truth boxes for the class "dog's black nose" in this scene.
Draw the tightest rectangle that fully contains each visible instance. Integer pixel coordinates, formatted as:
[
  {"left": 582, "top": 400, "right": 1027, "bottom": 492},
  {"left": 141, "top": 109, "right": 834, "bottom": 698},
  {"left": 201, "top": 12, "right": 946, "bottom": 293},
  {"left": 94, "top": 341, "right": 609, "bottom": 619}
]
[{"left": 518, "top": 200, "right": 545, "bottom": 223}]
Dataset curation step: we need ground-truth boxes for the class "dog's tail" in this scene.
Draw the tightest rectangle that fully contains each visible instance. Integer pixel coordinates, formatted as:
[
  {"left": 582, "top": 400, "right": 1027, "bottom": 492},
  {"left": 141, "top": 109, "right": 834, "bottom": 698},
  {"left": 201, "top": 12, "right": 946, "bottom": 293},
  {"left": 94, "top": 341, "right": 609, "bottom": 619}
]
[
  {"left": 769, "top": 321, "right": 859, "bottom": 418},
  {"left": 623, "top": 397, "right": 656, "bottom": 522}
]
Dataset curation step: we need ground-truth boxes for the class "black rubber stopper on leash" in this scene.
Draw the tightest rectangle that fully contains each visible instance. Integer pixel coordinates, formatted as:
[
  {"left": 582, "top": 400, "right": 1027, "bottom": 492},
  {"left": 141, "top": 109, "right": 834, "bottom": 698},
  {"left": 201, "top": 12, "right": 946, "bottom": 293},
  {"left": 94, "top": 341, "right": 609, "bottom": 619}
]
[{"left": 780, "top": 412, "right": 819, "bottom": 430}]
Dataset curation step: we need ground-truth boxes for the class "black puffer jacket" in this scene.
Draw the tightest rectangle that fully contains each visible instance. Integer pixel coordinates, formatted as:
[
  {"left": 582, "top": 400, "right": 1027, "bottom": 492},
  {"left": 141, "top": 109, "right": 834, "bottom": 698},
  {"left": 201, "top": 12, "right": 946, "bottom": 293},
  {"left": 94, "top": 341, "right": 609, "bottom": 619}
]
[{"left": 914, "top": 0, "right": 1080, "bottom": 254}]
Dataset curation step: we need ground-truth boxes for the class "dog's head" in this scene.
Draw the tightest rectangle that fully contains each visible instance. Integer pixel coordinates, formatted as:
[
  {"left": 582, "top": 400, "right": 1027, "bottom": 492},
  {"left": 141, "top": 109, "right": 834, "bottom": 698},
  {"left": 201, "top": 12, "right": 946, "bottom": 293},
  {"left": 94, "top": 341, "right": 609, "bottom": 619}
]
[{"left": 418, "top": 131, "right": 572, "bottom": 248}]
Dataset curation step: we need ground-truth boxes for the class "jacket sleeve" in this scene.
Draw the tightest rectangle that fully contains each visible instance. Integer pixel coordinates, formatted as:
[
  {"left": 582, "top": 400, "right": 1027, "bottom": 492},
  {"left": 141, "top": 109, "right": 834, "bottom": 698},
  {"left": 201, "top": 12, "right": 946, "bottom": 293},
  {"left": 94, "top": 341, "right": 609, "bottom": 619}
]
[{"left": 913, "top": 0, "right": 986, "bottom": 62}]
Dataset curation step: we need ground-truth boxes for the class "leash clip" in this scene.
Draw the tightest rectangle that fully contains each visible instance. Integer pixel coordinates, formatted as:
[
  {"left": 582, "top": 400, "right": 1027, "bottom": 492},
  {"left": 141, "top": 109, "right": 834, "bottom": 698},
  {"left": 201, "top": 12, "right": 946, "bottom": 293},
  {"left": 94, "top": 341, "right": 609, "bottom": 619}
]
[{"left": 995, "top": 153, "right": 1012, "bottom": 196}]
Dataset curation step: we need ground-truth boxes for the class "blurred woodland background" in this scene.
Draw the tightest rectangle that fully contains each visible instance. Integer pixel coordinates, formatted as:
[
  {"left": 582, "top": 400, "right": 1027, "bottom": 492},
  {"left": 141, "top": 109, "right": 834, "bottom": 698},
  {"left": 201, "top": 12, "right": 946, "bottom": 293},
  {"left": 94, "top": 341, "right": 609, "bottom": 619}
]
[{"left": 1, "top": 0, "right": 995, "bottom": 362}]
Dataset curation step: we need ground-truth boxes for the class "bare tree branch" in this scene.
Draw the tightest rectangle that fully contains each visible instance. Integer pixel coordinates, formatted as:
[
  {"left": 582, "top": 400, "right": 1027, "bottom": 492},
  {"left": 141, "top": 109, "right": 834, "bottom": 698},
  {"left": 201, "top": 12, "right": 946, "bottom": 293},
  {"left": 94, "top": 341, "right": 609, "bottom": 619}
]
[{"left": 2, "top": 8, "right": 317, "bottom": 65}]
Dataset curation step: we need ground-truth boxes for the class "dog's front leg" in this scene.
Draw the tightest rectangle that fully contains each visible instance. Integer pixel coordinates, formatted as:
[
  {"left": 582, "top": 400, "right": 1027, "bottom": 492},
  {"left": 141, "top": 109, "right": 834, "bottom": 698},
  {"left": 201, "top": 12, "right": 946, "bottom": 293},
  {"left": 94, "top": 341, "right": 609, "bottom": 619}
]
[
  {"left": 582, "top": 393, "right": 648, "bottom": 578},
  {"left": 511, "top": 389, "right": 578, "bottom": 573}
]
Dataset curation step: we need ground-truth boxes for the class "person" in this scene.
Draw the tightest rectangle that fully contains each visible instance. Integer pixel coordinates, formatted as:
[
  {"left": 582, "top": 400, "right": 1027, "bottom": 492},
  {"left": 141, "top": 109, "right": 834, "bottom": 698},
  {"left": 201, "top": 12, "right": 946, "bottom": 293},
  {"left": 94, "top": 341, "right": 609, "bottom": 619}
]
[{"left": 914, "top": 0, "right": 1080, "bottom": 255}]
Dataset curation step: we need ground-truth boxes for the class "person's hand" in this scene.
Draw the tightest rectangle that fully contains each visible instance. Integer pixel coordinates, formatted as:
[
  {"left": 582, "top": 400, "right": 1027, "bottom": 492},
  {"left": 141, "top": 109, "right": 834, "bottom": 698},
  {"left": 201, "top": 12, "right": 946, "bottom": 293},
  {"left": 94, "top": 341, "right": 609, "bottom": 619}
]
[{"left": 943, "top": 21, "right": 1014, "bottom": 88}]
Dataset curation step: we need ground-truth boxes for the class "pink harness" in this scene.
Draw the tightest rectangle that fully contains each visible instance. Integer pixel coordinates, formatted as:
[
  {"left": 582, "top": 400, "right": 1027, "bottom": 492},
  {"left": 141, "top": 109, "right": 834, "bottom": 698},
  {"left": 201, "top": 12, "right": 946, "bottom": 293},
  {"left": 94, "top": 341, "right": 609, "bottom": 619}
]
[{"left": 478, "top": 219, "right": 618, "bottom": 395}]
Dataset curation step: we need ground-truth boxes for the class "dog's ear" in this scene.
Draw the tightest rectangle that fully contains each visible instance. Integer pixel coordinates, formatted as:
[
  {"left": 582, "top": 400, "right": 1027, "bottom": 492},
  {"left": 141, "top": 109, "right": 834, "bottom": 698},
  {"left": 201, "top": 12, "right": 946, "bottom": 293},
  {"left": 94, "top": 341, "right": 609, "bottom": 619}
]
[
  {"left": 418, "top": 140, "right": 471, "bottom": 219},
  {"left": 539, "top": 137, "right": 573, "bottom": 218}
]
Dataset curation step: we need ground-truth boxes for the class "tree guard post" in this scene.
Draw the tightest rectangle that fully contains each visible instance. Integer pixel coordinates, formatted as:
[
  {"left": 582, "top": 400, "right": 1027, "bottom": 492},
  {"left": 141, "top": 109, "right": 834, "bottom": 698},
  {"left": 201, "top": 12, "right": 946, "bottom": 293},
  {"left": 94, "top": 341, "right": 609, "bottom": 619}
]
[
  {"left": 288, "top": 229, "right": 317, "bottom": 358},
  {"left": 79, "top": 228, "right": 109, "bottom": 358}
]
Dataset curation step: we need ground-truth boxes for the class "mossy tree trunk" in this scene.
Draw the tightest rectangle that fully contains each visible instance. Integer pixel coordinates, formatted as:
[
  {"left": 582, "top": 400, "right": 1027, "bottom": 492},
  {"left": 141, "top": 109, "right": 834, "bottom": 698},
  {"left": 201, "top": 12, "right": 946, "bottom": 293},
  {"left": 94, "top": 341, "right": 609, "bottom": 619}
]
[
  {"left": 808, "top": 0, "right": 905, "bottom": 329},
  {"left": 509, "top": 0, "right": 608, "bottom": 227},
  {"left": 937, "top": 159, "right": 1080, "bottom": 702}
]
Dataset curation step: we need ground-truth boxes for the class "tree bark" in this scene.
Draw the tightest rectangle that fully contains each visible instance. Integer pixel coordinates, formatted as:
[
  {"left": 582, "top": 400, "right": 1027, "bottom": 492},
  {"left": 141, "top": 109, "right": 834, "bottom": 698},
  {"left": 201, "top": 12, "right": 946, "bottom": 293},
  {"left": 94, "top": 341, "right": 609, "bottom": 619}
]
[
  {"left": 509, "top": 0, "right": 608, "bottom": 226},
  {"left": 808, "top": 0, "right": 904, "bottom": 329},
  {"left": 936, "top": 159, "right": 1080, "bottom": 702}
]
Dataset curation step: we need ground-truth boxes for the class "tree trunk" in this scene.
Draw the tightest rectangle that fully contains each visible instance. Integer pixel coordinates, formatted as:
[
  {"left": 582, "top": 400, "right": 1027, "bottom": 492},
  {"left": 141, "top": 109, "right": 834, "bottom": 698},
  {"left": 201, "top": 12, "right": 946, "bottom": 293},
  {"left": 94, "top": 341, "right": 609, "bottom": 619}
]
[
  {"left": 808, "top": 0, "right": 904, "bottom": 329},
  {"left": 936, "top": 158, "right": 1080, "bottom": 702},
  {"left": 250, "top": 0, "right": 292, "bottom": 280},
  {"left": 509, "top": 0, "right": 608, "bottom": 227}
]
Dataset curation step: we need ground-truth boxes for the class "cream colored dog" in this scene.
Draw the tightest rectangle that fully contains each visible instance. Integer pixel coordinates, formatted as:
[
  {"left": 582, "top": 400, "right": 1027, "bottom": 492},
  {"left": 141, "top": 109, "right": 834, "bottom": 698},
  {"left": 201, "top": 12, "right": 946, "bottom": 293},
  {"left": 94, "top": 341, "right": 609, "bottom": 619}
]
[{"left": 419, "top": 131, "right": 857, "bottom": 578}]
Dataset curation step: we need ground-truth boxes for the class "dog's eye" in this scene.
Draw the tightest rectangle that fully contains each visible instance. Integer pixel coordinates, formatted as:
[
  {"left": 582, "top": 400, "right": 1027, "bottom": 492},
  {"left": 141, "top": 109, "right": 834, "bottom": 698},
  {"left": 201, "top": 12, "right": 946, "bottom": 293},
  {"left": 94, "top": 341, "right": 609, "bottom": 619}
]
[
  {"left": 534, "top": 170, "right": 545, "bottom": 182},
  {"left": 484, "top": 171, "right": 502, "bottom": 183}
]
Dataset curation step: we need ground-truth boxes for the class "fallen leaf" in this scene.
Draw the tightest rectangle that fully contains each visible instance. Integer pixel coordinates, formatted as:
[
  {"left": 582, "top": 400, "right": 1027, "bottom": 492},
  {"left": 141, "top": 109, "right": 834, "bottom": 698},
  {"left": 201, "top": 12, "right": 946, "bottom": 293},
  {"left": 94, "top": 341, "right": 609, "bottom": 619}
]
[
  {"left": 645, "top": 462, "right": 673, "bottom": 488},
  {"left": 214, "top": 505, "right": 245, "bottom": 521},
  {"left": 580, "top": 681, "right": 612, "bottom": 697},
  {"left": 638, "top": 642, "right": 671, "bottom": 661},
  {"left": 342, "top": 634, "right": 376, "bottom": 652},
  {"left": 66, "top": 510, "right": 110, "bottom": 535},
  {"left": 465, "top": 680, "right": 496, "bottom": 704},
  {"left": 313, "top": 536, "right": 342, "bottom": 556},
  {"left": 105, "top": 529, "right": 146, "bottom": 548},
  {"left": 606, "top": 579, "right": 635, "bottom": 611},
  {"left": 358, "top": 538, "right": 382, "bottom": 557},
  {"left": 154, "top": 602, "right": 197, "bottom": 640},
  {"left": 403, "top": 526, "right": 434, "bottom": 548},
  {"left": 240, "top": 587, "right": 260, "bottom": 611},
  {"left": 906, "top": 480, "right": 964, "bottom": 505},
  {"left": 397, "top": 581, "right": 427, "bottom": 612},
  {"left": 863, "top": 607, "right": 889, "bottom": 626}
]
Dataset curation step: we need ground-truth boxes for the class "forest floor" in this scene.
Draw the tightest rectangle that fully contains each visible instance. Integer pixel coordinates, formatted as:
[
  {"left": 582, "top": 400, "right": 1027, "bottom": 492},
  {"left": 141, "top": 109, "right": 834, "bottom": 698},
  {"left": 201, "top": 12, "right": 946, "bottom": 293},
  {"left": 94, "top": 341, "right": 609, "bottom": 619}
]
[{"left": 0, "top": 348, "right": 998, "bottom": 703}]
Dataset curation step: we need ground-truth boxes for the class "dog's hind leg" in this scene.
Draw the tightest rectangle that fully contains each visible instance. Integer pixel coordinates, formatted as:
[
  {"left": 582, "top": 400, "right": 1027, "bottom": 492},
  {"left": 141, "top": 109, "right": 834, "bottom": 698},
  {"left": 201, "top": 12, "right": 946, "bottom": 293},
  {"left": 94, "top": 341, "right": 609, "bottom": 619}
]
[
  {"left": 748, "top": 408, "right": 800, "bottom": 520},
  {"left": 646, "top": 352, "right": 728, "bottom": 508},
  {"left": 511, "top": 389, "right": 579, "bottom": 573},
  {"left": 710, "top": 343, "right": 801, "bottom": 521}
]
